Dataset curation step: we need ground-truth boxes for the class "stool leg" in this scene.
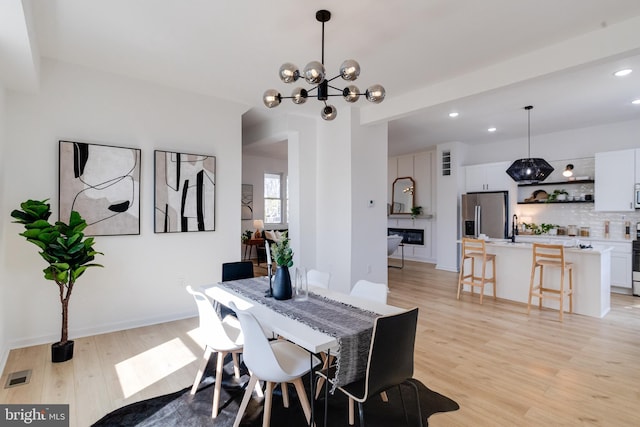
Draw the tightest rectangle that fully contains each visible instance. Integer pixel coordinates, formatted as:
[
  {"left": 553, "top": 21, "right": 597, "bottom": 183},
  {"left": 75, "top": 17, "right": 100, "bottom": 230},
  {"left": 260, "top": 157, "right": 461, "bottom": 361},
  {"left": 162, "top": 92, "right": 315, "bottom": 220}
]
[
  {"left": 457, "top": 257, "right": 465, "bottom": 300},
  {"left": 470, "top": 257, "right": 475, "bottom": 297},
  {"left": 559, "top": 267, "right": 564, "bottom": 322},
  {"left": 492, "top": 257, "right": 497, "bottom": 300},
  {"left": 569, "top": 268, "right": 573, "bottom": 314},
  {"left": 538, "top": 266, "right": 544, "bottom": 310},
  {"left": 527, "top": 264, "right": 536, "bottom": 314},
  {"left": 480, "top": 256, "right": 486, "bottom": 305}
]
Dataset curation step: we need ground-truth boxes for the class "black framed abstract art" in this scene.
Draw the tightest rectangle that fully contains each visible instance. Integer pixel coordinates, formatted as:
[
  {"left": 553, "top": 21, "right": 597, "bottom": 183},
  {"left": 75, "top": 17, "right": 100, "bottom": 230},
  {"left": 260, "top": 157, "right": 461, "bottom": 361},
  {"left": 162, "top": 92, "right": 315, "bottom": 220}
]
[
  {"left": 154, "top": 150, "right": 216, "bottom": 233},
  {"left": 59, "top": 140, "right": 141, "bottom": 236},
  {"left": 241, "top": 184, "right": 253, "bottom": 220}
]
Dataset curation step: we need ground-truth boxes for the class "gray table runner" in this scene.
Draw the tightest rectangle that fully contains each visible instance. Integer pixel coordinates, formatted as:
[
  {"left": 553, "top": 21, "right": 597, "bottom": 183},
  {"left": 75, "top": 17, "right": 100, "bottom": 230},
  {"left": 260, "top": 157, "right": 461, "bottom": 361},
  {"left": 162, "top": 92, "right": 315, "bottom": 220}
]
[{"left": 218, "top": 277, "right": 380, "bottom": 390}]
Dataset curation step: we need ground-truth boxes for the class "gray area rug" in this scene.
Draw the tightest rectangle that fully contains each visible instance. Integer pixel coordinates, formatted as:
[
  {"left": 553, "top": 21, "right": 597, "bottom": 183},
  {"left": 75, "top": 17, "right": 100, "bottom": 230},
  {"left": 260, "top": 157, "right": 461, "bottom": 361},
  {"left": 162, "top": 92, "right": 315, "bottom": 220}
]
[{"left": 92, "top": 356, "right": 459, "bottom": 426}]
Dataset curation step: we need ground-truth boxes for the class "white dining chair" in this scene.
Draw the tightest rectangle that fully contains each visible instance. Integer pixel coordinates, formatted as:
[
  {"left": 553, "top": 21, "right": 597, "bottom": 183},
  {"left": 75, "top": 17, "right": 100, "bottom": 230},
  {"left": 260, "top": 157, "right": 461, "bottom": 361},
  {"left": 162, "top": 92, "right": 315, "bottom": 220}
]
[
  {"left": 229, "top": 301, "right": 321, "bottom": 427},
  {"left": 307, "top": 269, "right": 331, "bottom": 289},
  {"left": 350, "top": 279, "right": 389, "bottom": 304},
  {"left": 186, "top": 286, "right": 246, "bottom": 418}
]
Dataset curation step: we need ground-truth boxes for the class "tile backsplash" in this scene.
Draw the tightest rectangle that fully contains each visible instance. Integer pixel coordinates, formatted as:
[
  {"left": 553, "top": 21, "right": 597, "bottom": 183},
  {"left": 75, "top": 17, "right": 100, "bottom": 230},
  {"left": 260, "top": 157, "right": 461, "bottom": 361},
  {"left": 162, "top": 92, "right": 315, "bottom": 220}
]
[
  {"left": 514, "top": 157, "right": 640, "bottom": 241},
  {"left": 516, "top": 203, "right": 640, "bottom": 240}
]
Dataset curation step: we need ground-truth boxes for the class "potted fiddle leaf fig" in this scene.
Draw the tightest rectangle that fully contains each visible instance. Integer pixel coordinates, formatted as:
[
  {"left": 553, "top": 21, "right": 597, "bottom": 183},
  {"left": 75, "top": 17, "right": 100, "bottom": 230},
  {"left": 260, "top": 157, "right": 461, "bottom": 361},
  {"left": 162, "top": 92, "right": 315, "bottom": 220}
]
[
  {"left": 11, "top": 199, "right": 103, "bottom": 363},
  {"left": 270, "top": 231, "right": 293, "bottom": 300}
]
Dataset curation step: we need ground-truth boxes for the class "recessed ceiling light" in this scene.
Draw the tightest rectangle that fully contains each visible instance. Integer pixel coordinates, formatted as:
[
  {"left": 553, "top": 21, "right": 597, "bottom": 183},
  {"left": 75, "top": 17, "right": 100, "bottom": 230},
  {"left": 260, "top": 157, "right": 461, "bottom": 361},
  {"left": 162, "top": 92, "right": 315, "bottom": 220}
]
[
  {"left": 487, "top": 127, "right": 497, "bottom": 132},
  {"left": 632, "top": 99, "right": 640, "bottom": 105},
  {"left": 449, "top": 112, "right": 459, "bottom": 118},
  {"left": 614, "top": 68, "right": 632, "bottom": 77}
]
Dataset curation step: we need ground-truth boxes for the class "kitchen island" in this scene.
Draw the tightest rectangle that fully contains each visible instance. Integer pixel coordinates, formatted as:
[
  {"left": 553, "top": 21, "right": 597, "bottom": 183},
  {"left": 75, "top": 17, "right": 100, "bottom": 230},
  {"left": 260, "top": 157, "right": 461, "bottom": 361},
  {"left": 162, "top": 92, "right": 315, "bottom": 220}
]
[{"left": 459, "top": 239, "right": 612, "bottom": 318}]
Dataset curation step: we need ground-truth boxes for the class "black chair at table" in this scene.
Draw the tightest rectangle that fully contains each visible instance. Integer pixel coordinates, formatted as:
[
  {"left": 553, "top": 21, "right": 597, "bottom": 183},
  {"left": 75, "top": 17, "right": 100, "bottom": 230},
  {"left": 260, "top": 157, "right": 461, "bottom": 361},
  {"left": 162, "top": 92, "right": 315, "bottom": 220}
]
[
  {"left": 219, "top": 261, "right": 254, "bottom": 318},
  {"left": 317, "top": 307, "right": 421, "bottom": 427}
]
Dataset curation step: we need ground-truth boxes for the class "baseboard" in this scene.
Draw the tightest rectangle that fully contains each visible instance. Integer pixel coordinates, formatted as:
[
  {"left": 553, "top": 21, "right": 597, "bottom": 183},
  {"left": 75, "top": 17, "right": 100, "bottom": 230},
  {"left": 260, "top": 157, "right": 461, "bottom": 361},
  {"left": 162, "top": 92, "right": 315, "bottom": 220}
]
[
  {"left": 6, "top": 310, "right": 196, "bottom": 352},
  {"left": 0, "top": 345, "right": 9, "bottom": 377},
  {"left": 435, "top": 264, "right": 458, "bottom": 273}
]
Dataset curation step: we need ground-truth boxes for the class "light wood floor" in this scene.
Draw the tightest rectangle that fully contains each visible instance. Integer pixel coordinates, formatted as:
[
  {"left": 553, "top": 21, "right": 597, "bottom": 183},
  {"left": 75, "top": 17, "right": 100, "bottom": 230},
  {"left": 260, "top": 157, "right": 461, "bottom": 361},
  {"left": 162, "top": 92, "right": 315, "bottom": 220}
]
[{"left": 2, "top": 260, "right": 640, "bottom": 426}]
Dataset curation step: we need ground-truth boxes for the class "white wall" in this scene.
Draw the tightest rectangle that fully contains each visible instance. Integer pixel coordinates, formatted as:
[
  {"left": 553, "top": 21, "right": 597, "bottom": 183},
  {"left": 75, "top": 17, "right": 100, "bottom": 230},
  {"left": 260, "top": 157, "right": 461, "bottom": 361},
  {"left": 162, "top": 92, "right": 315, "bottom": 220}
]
[
  {"left": 0, "top": 85, "right": 8, "bottom": 367},
  {"left": 310, "top": 107, "right": 389, "bottom": 292},
  {"left": 350, "top": 110, "right": 388, "bottom": 287},
  {"left": 241, "top": 153, "right": 288, "bottom": 232},
  {"left": 436, "top": 142, "right": 466, "bottom": 272},
  {"left": 286, "top": 115, "right": 318, "bottom": 270},
  {"left": 1, "top": 59, "right": 245, "bottom": 349},
  {"left": 316, "top": 111, "right": 353, "bottom": 292}
]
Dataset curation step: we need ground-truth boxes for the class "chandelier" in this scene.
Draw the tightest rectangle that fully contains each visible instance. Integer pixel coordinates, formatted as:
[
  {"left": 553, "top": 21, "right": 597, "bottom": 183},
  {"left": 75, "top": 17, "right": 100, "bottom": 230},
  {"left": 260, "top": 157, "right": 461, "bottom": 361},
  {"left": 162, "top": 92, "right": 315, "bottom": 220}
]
[
  {"left": 262, "top": 9, "right": 386, "bottom": 121},
  {"left": 506, "top": 105, "right": 554, "bottom": 183}
]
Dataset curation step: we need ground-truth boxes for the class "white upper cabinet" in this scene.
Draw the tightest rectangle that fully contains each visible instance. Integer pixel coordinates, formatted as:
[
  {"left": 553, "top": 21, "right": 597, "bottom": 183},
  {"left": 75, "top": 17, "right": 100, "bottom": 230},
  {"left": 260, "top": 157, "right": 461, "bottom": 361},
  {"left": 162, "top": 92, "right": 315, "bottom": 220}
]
[
  {"left": 464, "top": 161, "right": 513, "bottom": 192},
  {"left": 595, "top": 149, "right": 635, "bottom": 212}
]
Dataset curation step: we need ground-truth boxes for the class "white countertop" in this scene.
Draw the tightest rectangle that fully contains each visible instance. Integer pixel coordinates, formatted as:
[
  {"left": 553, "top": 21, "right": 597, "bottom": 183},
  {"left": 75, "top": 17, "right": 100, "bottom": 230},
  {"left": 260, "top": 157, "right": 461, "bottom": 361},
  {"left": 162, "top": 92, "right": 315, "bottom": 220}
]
[
  {"left": 485, "top": 239, "right": 613, "bottom": 254},
  {"left": 511, "top": 234, "right": 632, "bottom": 245}
]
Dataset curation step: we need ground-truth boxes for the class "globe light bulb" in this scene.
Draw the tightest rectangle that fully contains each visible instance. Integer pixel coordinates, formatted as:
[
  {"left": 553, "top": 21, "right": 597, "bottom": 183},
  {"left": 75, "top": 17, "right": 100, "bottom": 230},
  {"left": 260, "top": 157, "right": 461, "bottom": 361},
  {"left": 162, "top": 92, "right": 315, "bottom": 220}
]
[
  {"left": 343, "top": 85, "right": 360, "bottom": 103},
  {"left": 291, "top": 87, "right": 308, "bottom": 104},
  {"left": 263, "top": 89, "right": 281, "bottom": 108},
  {"left": 321, "top": 105, "right": 337, "bottom": 121},
  {"left": 303, "top": 61, "right": 326, "bottom": 84},
  {"left": 279, "top": 63, "right": 300, "bottom": 83},
  {"left": 340, "top": 59, "right": 360, "bottom": 81},
  {"left": 365, "top": 84, "right": 386, "bottom": 103}
]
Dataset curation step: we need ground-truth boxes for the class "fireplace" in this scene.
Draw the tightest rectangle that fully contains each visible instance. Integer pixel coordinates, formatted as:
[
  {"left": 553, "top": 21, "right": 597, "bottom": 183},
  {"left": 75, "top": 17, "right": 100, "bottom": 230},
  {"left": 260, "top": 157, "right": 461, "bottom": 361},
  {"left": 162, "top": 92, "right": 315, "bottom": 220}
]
[{"left": 388, "top": 228, "right": 425, "bottom": 246}]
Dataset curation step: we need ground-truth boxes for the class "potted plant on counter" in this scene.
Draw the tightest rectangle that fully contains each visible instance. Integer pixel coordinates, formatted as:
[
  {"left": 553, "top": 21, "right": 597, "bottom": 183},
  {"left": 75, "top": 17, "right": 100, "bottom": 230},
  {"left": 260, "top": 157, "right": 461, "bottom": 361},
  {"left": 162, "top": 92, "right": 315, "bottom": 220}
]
[
  {"left": 270, "top": 231, "right": 293, "bottom": 300},
  {"left": 11, "top": 199, "right": 103, "bottom": 362},
  {"left": 523, "top": 222, "right": 559, "bottom": 235}
]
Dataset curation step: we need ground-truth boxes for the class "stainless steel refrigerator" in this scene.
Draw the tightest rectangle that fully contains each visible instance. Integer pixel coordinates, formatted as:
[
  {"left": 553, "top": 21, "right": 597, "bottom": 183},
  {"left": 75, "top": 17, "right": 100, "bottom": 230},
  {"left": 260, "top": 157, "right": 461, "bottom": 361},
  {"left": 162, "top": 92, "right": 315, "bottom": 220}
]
[{"left": 461, "top": 191, "right": 509, "bottom": 239}]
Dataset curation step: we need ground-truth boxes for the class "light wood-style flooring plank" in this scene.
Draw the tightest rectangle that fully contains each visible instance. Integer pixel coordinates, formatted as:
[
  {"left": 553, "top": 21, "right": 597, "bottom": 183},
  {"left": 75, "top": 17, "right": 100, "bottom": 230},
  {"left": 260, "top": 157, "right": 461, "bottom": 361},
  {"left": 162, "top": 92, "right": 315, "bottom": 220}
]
[{"left": 2, "top": 260, "right": 640, "bottom": 426}]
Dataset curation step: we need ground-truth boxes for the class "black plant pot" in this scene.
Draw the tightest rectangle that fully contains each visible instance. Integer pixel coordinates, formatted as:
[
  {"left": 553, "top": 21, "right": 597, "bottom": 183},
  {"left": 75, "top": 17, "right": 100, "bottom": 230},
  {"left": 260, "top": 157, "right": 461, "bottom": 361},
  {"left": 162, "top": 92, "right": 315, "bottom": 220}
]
[
  {"left": 51, "top": 340, "right": 74, "bottom": 363},
  {"left": 272, "top": 265, "right": 292, "bottom": 300}
]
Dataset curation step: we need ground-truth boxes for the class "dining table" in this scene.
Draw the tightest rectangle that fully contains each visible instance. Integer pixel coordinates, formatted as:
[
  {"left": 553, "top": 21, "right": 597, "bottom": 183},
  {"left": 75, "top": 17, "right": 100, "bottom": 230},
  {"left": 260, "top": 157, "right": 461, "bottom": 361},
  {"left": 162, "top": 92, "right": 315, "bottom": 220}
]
[{"left": 200, "top": 276, "right": 404, "bottom": 426}]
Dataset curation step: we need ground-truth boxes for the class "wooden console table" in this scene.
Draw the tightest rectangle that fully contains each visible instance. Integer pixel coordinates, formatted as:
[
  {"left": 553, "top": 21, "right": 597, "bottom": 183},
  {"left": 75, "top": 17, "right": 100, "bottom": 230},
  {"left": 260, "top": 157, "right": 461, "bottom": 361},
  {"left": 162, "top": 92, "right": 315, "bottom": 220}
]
[{"left": 243, "top": 238, "right": 264, "bottom": 264}]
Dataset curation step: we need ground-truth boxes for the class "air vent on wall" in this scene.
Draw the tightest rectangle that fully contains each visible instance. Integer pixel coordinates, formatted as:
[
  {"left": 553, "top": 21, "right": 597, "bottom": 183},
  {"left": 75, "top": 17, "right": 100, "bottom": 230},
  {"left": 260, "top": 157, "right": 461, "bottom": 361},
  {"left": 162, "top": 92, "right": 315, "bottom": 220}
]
[{"left": 442, "top": 150, "right": 451, "bottom": 176}]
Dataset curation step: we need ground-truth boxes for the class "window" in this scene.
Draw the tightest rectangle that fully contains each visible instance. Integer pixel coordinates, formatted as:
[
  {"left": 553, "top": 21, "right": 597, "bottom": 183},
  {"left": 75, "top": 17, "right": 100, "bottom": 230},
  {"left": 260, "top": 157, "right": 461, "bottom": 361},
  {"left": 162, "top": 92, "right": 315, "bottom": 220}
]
[{"left": 264, "top": 172, "right": 287, "bottom": 224}]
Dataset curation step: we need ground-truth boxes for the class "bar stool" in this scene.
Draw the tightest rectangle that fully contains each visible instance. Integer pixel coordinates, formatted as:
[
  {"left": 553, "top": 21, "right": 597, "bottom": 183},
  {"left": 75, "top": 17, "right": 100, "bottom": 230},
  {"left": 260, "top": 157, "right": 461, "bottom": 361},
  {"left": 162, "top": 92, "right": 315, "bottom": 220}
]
[
  {"left": 528, "top": 243, "right": 573, "bottom": 321},
  {"left": 457, "top": 238, "right": 496, "bottom": 304}
]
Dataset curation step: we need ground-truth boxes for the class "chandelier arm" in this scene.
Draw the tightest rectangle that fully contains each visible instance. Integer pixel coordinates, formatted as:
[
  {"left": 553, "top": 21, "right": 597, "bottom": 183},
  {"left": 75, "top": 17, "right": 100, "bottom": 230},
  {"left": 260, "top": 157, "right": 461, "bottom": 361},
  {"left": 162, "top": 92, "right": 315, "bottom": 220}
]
[
  {"left": 325, "top": 75, "right": 342, "bottom": 83},
  {"left": 327, "top": 84, "right": 347, "bottom": 92},
  {"left": 277, "top": 85, "right": 322, "bottom": 99}
]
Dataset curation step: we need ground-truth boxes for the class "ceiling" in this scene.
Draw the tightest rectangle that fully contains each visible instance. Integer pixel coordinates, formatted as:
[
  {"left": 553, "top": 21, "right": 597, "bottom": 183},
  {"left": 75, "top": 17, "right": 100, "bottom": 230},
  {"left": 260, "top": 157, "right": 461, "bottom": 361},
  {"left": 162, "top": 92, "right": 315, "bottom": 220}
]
[{"left": 3, "top": 1, "right": 640, "bottom": 158}]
